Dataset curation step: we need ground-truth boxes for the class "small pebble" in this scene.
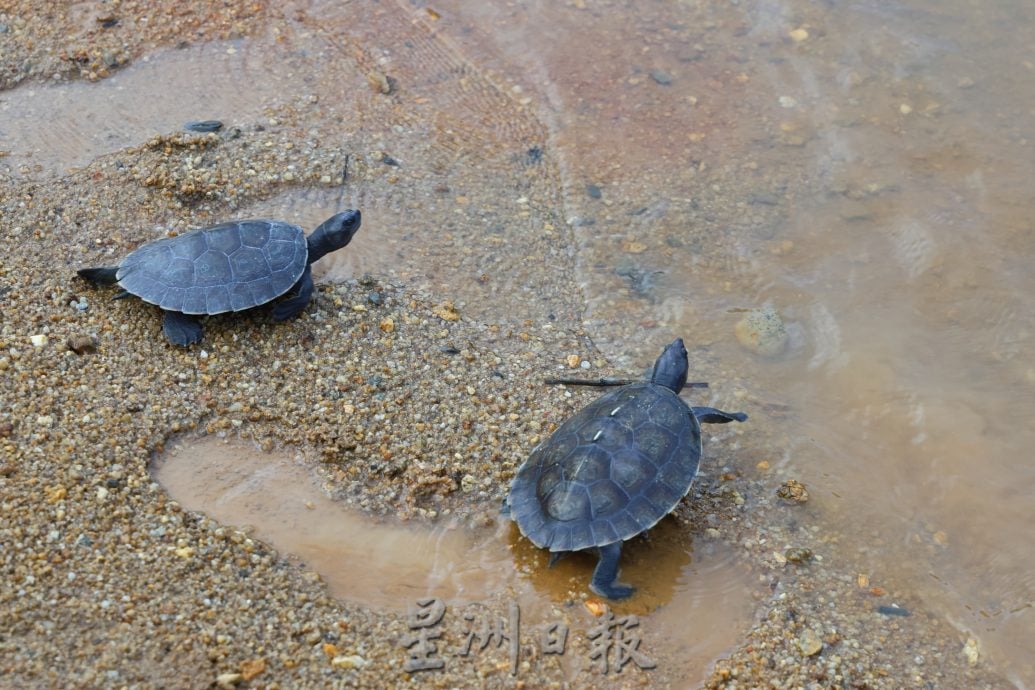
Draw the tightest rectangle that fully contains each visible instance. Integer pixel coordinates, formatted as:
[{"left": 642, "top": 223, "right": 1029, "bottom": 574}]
[
  {"left": 331, "top": 654, "right": 370, "bottom": 669},
  {"left": 798, "top": 629, "right": 823, "bottom": 656},
  {"left": 432, "top": 302, "right": 460, "bottom": 322},
  {"left": 785, "top": 547, "right": 813, "bottom": 564},
  {"left": 215, "top": 673, "right": 242, "bottom": 689},
  {"left": 789, "top": 28, "right": 809, "bottom": 42},
  {"left": 240, "top": 658, "right": 266, "bottom": 680},
  {"left": 777, "top": 479, "right": 809, "bottom": 503},
  {"left": 650, "top": 69, "right": 673, "bottom": 85},
  {"left": 963, "top": 638, "right": 980, "bottom": 666},
  {"left": 184, "top": 120, "right": 224, "bottom": 133},
  {"left": 30, "top": 334, "right": 48, "bottom": 348},
  {"left": 367, "top": 70, "right": 392, "bottom": 94},
  {"left": 735, "top": 305, "right": 788, "bottom": 357}
]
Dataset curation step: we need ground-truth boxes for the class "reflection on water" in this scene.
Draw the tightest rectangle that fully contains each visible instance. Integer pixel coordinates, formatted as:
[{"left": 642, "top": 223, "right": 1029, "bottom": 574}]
[
  {"left": 3, "top": 0, "right": 1033, "bottom": 683},
  {"left": 153, "top": 435, "right": 757, "bottom": 683}
]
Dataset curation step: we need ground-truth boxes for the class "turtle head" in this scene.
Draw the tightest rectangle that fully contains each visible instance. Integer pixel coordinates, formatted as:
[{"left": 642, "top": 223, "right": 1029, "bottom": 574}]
[
  {"left": 650, "top": 338, "right": 689, "bottom": 393},
  {"left": 307, "top": 209, "right": 362, "bottom": 263}
]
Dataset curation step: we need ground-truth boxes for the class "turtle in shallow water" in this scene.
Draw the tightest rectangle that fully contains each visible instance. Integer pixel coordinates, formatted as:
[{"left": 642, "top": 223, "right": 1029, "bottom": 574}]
[
  {"left": 77, "top": 210, "right": 361, "bottom": 345},
  {"left": 507, "top": 338, "right": 747, "bottom": 599}
]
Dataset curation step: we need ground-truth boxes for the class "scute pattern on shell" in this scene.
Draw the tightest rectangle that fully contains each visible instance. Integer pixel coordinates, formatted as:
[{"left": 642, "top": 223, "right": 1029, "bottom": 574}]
[
  {"left": 509, "top": 382, "right": 702, "bottom": 552},
  {"left": 115, "top": 220, "right": 308, "bottom": 314}
]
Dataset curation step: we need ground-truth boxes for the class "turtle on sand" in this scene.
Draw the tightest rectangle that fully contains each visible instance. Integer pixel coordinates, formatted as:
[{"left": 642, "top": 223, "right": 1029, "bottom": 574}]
[
  {"left": 77, "top": 210, "right": 361, "bottom": 345},
  {"left": 506, "top": 338, "right": 747, "bottom": 599}
]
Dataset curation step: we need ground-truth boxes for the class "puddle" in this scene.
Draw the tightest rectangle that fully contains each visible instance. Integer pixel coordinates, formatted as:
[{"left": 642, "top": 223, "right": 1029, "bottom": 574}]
[
  {"left": 152, "top": 435, "right": 758, "bottom": 682},
  {"left": 0, "top": 39, "right": 306, "bottom": 175}
]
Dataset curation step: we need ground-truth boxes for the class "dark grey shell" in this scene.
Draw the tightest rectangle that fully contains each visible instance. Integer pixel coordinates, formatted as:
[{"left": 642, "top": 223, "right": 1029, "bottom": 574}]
[
  {"left": 114, "top": 220, "right": 308, "bottom": 314},
  {"left": 509, "top": 382, "right": 702, "bottom": 553}
]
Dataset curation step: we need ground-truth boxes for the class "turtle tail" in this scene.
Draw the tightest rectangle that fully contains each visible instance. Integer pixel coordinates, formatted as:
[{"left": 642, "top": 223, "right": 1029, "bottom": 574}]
[{"left": 77, "top": 267, "right": 119, "bottom": 285}]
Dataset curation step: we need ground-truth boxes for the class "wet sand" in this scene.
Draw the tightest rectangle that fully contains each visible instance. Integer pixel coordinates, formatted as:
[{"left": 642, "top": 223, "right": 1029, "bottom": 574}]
[{"left": 0, "top": 1, "right": 1024, "bottom": 689}]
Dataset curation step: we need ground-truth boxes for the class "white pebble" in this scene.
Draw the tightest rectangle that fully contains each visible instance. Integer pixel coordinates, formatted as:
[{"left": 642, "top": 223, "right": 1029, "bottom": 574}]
[{"left": 331, "top": 655, "right": 370, "bottom": 669}]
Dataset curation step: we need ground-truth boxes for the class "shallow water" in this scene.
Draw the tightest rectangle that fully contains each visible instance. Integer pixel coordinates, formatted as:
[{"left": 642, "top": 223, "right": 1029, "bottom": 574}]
[
  {"left": 4, "top": 0, "right": 1034, "bottom": 684},
  {"left": 420, "top": 1, "right": 1035, "bottom": 684},
  {"left": 154, "top": 435, "right": 758, "bottom": 683}
]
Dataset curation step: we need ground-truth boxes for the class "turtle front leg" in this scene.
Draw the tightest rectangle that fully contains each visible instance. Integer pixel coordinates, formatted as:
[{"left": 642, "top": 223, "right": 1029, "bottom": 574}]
[
  {"left": 692, "top": 407, "right": 748, "bottom": 424},
  {"left": 272, "top": 265, "right": 314, "bottom": 321},
  {"left": 162, "top": 311, "right": 203, "bottom": 346},
  {"left": 590, "top": 541, "right": 635, "bottom": 600}
]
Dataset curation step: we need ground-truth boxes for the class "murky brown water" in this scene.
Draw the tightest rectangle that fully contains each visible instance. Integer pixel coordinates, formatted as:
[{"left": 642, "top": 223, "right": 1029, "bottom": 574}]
[
  {"left": 5, "top": 0, "right": 1034, "bottom": 684},
  {"left": 154, "top": 435, "right": 757, "bottom": 683}
]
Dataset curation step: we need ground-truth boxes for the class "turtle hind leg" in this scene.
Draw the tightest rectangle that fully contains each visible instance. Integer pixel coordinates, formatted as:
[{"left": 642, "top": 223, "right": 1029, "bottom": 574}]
[
  {"left": 162, "top": 311, "right": 203, "bottom": 346},
  {"left": 77, "top": 267, "right": 119, "bottom": 285},
  {"left": 693, "top": 406, "right": 748, "bottom": 424},
  {"left": 589, "top": 541, "right": 635, "bottom": 600},
  {"left": 272, "top": 265, "right": 314, "bottom": 321}
]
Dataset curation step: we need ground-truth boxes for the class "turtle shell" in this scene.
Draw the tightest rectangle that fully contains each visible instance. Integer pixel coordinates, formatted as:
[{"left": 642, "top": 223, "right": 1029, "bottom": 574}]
[
  {"left": 509, "top": 382, "right": 702, "bottom": 553},
  {"left": 115, "top": 220, "right": 308, "bottom": 315}
]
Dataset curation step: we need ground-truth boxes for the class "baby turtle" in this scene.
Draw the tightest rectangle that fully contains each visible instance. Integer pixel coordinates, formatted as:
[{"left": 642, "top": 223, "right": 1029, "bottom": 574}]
[
  {"left": 507, "top": 338, "right": 747, "bottom": 599},
  {"left": 77, "top": 210, "right": 361, "bottom": 345}
]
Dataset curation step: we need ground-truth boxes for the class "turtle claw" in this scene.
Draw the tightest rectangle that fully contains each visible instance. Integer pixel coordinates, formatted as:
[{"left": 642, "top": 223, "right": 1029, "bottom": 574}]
[
  {"left": 162, "top": 311, "right": 203, "bottom": 346},
  {"left": 590, "top": 581, "right": 636, "bottom": 600},
  {"left": 271, "top": 297, "right": 308, "bottom": 321},
  {"left": 548, "top": 551, "right": 567, "bottom": 568}
]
